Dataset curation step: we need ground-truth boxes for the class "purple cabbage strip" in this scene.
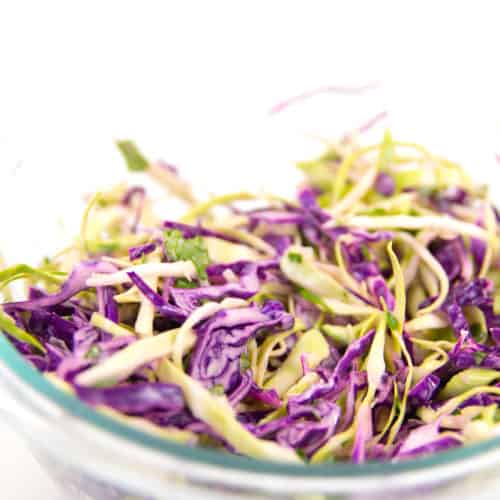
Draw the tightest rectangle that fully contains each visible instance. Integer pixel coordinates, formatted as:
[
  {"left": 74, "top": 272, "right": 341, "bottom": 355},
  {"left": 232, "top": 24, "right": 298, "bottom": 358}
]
[
  {"left": 129, "top": 242, "right": 157, "bottom": 261},
  {"left": 3, "top": 261, "right": 116, "bottom": 312},
  {"left": 76, "top": 383, "right": 185, "bottom": 414},
  {"left": 97, "top": 286, "right": 119, "bottom": 323},
  {"left": 408, "top": 374, "right": 440, "bottom": 408},
  {"left": 277, "top": 402, "right": 341, "bottom": 457},
  {"left": 189, "top": 301, "right": 293, "bottom": 392},
  {"left": 171, "top": 283, "right": 256, "bottom": 314},
  {"left": 431, "top": 237, "right": 467, "bottom": 283},
  {"left": 127, "top": 271, "right": 188, "bottom": 322},
  {"left": 374, "top": 172, "right": 395, "bottom": 197}
]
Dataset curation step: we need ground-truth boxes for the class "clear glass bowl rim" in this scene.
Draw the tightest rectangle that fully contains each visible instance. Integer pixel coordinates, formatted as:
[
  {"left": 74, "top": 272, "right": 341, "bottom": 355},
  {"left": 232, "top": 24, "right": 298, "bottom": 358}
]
[{"left": 2, "top": 334, "right": 500, "bottom": 482}]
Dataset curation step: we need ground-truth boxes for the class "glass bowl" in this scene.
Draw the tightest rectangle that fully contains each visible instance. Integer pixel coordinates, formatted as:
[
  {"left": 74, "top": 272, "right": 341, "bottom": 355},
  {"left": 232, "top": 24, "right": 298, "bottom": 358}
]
[{"left": 1, "top": 89, "right": 500, "bottom": 499}]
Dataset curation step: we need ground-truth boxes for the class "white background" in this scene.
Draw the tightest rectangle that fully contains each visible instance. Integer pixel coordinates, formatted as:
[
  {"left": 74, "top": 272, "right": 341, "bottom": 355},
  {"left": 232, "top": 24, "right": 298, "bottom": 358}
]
[{"left": 0, "top": 1, "right": 500, "bottom": 499}]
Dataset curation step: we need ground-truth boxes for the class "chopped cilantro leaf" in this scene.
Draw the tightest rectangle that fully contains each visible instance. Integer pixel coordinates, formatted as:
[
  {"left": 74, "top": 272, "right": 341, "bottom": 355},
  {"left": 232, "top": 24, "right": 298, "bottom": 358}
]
[
  {"left": 116, "top": 140, "right": 149, "bottom": 171},
  {"left": 288, "top": 252, "right": 303, "bottom": 263},
  {"left": 360, "top": 244, "right": 372, "bottom": 261},
  {"left": 386, "top": 311, "right": 399, "bottom": 331},
  {"left": 85, "top": 345, "right": 101, "bottom": 360},
  {"left": 174, "top": 277, "right": 198, "bottom": 289},
  {"left": 210, "top": 384, "right": 225, "bottom": 396},
  {"left": 240, "top": 352, "right": 251, "bottom": 371},
  {"left": 164, "top": 229, "right": 210, "bottom": 280},
  {"left": 471, "top": 323, "right": 488, "bottom": 344},
  {"left": 473, "top": 351, "right": 487, "bottom": 366}
]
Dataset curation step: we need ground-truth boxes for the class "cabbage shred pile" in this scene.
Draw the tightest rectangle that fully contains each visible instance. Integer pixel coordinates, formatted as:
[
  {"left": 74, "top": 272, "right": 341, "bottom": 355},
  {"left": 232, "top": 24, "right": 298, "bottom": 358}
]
[{"left": 2, "top": 133, "right": 500, "bottom": 464}]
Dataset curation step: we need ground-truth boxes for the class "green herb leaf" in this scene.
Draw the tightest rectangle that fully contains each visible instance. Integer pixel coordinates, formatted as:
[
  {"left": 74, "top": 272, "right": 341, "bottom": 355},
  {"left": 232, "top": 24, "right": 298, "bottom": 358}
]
[
  {"left": 164, "top": 229, "right": 210, "bottom": 280},
  {"left": 471, "top": 323, "right": 488, "bottom": 344},
  {"left": 174, "top": 278, "right": 198, "bottom": 289},
  {"left": 473, "top": 351, "right": 487, "bottom": 366},
  {"left": 288, "top": 252, "right": 303, "bottom": 263},
  {"left": 210, "top": 384, "right": 225, "bottom": 396},
  {"left": 116, "top": 140, "right": 149, "bottom": 172},
  {"left": 367, "top": 207, "right": 387, "bottom": 216},
  {"left": 0, "top": 264, "right": 66, "bottom": 291},
  {"left": 360, "top": 244, "right": 372, "bottom": 261},
  {"left": 386, "top": 311, "right": 399, "bottom": 331},
  {"left": 297, "top": 287, "right": 326, "bottom": 308},
  {"left": 85, "top": 345, "right": 101, "bottom": 360},
  {"left": 240, "top": 352, "right": 251, "bottom": 371},
  {"left": 296, "top": 448, "right": 308, "bottom": 462}
]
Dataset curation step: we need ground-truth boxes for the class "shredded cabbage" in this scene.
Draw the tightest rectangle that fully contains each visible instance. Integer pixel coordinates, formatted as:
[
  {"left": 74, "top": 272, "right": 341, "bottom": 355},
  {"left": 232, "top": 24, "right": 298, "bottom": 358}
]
[{"left": 3, "top": 129, "right": 500, "bottom": 465}]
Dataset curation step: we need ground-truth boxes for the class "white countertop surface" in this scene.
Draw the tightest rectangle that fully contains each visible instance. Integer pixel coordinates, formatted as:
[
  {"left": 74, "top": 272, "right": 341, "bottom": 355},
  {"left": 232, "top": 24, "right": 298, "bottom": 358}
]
[{"left": 0, "top": 422, "right": 62, "bottom": 500}]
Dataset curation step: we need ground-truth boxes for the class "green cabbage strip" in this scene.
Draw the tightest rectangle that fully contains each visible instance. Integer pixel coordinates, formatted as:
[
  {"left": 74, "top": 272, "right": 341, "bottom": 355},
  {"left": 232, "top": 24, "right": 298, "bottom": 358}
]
[
  {"left": 463, "top": 416, "right": 500, "bottom": 443},
  {"left": 329, "top": 163, "right": 378, "bottom": 216},
  {"left": 331, "top": 215, "right": 489, "bottom": 241},
  {"left": 80, "top": 193, "right": 150, "bottom": 255},
  {"left": 331, "top": 139, "right": 432, "bottom": 204},
  {"left": 358, "top": 193, "right": 417, "bottom": 217},
  {"left": 365, "top": 314, "right": 387, "bottom": 400},
  {"left": 0, "top": 263, "right": 67, "bottom": 300},
  {"left": 86, "top": 261, "right": 197, "bottom": 287},
  {"left": 255, "top": 324, "right": 302, "bottom": 387},
  {"left": 0, "top": 253, "right": 12, "bottom": 301},
  {"left": 116, "top": 140, "right": 196, "bottom": 204},
  {"left": 80, "top": 192, "right": 102, "bottom": 254},
  {"left": 405, "top": 313, "right": 448, "bottom": 333},
  {"left": 113, "top": 287, "right": 142, "bottom": 304},
  {"left": 248, "top": 338, "right": 259, "bottom": 381},
  {"left": 311, "top": 426, "right": 356, "bottom": 464},
  {"left": 438, "top": 368, "right": 500, "bottom": 400},
  {"left": 322, "top": 315, "right": 377, "bottom": 346},
  {"left": 263, "top": 328, "right": 330, "bottom": 396},
  {"left": 332, "top": 145, "right": 379, "bottom": 202},
  {"left": 407, "top": 283, "right": 427, "bottom": 318},
  {"left": 333, "top": 236, "right": 374, "bottom": 304},
  {"left": 148, "top": 162, "right": 197, "bottom": 205},
  {"left": 172, "top": 298, "right": 248, "bottom": 369},
  {"left": 432, "top": 386, "right": 500, "bottom": 419},
  {"left": 280, "top": 247, "right": 376, "bottom": 318},
  {"left": 0, "top": 308, "right": 46, "bottom": 352},
  {"left": 419, "top": 264, "right": 439, "bottom": 298},
  {"left": 203, "top": 237, "right": 264, "bottom": 263},
  {"left": 280, "top": 246, "right": 348, "bottom": 299},
  {"left": 205, "top": 227, "right": 276, "bottom": 256},
  {"left": 410, "top": 338, "right": 449, "bottom": 383},
  {"left": 75, "top": 328, "right": 182, "bottom": 387},
  {"left": 180, "top": 192, "right": 257, "bottom": 224},
  {"left": 372, "top": 382, "right": 399, "bottom": 445},
  {"left": 394, "top": 163, "right": 471, "bottom": 191},
  {"left": 395, "top": 232, "right": 449, "bottom": 315},
  {"left": 158, "top": 360, "right": 300, "bottom": 462},
  {"left": 296, "top": 147, "right": 341, "bottom": 191},
  {"left": 258, "top": 372, "right": 321, "bottom": 425},
  {"left": 385, "top": 243, "right": 413, "bottom": 445},
  {"left": 465, "top": 306, "right": 488, "bottom": 342},
  {"left": 322, "top": 297, "right": 378, "bottom": 317},
  {"left": 90, "top": 313, "right": 136, "bottom": 338},
  {"left": 396, "top": 230, "right": 436, "bottom": 290}
]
